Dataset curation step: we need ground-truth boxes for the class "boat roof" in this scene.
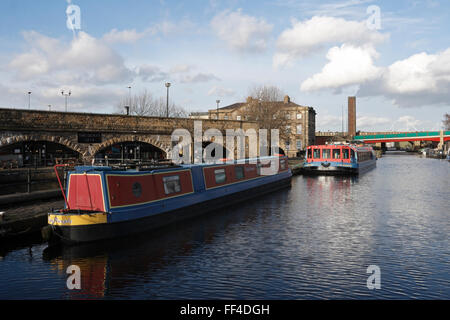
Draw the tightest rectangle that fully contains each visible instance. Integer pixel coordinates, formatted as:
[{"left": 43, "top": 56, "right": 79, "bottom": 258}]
[{"left": 71, "top": 156, "right": 286, "bottom": 174}]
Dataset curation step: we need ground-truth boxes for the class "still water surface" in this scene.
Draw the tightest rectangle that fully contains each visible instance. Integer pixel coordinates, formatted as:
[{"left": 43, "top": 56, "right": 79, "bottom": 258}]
[{"left": 0, "top": 153, "right": 448, "bottom": 299}]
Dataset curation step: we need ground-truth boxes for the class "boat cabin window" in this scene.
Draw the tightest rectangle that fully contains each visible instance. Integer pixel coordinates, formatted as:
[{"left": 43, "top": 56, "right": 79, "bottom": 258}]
[
  {"left": 214, "top": 169, "right": 226, "bottom": 184},
  {"left": 322, "top": 149, "right": 331, "bottom": 159},
  {"left": 313, "top": 149, "right": 321, "bottom": 159},
  {"left": 351, "top": 150, "right": 355, "bottom": 159},
  {"left": 235, "top": 166, "right": 244, "bottom": 180},
  {"left": 343, "top": 148, "right": 349, "bottom": 159},
  {"left": 332, "top": 149, "right": 341, "bottom": 159},
  {"left": 307, "top": 148, "right": 312, "bottom": 159},
  {"left": 163, "top": 175, "right": 181, "bottom": 195},
  {"left": 280, "top": 159, "right": 286, "bottom": 170}
]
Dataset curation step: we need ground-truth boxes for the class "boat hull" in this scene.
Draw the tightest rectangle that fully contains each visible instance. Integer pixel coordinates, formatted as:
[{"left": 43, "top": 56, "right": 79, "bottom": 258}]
[
  {"left": 51, "top": 176, "right": 291, "bottom": 244},
  {"left": 302, "top": 159, "right": 376, "bottom": 175}
]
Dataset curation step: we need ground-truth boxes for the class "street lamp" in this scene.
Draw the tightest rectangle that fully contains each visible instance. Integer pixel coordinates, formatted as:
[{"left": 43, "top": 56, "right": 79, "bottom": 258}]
[
  {"left": 165, "top": 82, "right": 171, "bottom": 118},
  {"left": 27, "top": 91, "right": 32, "bottom": 109},
  {"left": 61, "top": 90, "right": 71, "bottom": 112},
  {"left": 216, "top": 100, "right": 220, "bottom": 119}
]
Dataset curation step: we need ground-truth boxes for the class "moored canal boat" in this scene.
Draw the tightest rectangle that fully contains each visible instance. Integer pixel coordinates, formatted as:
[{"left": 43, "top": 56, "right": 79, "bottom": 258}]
[
  {"left": 47, "top": 156, "right": 292, "bottom": 244},
  {"left": 303, "top": 144, "right": 376, "bottom": 175}
]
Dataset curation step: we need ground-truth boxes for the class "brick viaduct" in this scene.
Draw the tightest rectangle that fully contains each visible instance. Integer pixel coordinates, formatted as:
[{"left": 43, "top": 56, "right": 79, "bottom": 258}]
[{"left": 0, "top": 108, "right": 260, "bottom": 163}]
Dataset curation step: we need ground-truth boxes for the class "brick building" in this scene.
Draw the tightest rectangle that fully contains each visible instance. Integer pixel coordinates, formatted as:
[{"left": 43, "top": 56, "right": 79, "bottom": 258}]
[{"left": 208, "top": 95, "right": 316, "bottom": 157}]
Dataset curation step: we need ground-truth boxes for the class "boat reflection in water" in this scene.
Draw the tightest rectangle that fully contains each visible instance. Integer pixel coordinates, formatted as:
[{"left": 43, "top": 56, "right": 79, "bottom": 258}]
[{"left": 43, "top": 189, "right": 290, "bottom": 299}]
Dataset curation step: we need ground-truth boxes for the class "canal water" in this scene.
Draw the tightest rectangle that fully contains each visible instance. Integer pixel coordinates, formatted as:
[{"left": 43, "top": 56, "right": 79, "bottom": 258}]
[{"left": 0, "top": 153, "right": 448, "bottom": 299}]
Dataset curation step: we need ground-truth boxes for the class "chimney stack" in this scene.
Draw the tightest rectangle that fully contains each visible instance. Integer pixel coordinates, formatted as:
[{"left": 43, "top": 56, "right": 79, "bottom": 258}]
[
  {"left": 348, "top": 96, "right": 356, "bottom": 138},
  {"left": 284, "top": 95, "right": 290, "bottom": 104}
]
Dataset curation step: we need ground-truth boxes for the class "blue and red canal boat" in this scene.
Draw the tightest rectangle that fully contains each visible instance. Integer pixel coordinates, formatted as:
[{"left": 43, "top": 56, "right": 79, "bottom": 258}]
[
  {"left": 303, "top": 144, "right": 377, "bottom": 175},
  {"left": 47, "top": 156, "right": 292, "bottom": 244}
]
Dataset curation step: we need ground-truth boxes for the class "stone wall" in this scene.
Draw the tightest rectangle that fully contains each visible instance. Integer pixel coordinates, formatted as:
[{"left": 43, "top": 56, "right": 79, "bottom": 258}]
[{"left": 0, "top": 108, "right": 259, "bottom": 162}]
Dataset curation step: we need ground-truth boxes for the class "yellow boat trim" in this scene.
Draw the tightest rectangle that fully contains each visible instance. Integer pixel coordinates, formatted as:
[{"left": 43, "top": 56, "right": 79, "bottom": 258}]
[{"left": 48, "top": 212, "right": 107, "bottom": 226}]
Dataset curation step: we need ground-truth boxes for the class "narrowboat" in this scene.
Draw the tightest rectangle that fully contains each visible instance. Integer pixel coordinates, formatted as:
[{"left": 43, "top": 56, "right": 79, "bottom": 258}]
[
  {"left": 47, "top": 156, "right": 292, "bottom": 244},
  {"left": 303, "top": 144, "right": 376, "bottom": 175}
]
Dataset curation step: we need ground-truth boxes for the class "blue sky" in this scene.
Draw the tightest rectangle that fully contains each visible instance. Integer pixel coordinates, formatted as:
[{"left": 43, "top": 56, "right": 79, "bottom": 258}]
[{"left": 0, "top": 0, "right": 449, "bottom": 131}]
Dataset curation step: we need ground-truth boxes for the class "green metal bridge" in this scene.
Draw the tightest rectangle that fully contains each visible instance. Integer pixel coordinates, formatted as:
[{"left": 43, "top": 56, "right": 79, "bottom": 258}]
[{"left": 354, "top": 131, "right": 450, "bottom": 144}]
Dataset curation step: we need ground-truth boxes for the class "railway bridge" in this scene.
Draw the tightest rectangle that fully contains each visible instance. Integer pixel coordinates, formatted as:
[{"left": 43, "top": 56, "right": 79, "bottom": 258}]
[{"left": 0, "top": 108, "right": 259, "bottom": 167}]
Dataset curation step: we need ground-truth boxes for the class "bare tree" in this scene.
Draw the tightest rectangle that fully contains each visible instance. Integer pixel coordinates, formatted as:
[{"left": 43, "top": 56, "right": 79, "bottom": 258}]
[
  {"left": 443, "top": 113, "right": 450, "bottom": 130},
  {"left": 115, "top": 90, "right": 188, "bottom": 118},
  {"left": 244, "top": 85, "right": 291, "bottom": 153},
  {"left": 247, "top": 84, "right": 285, "bottom": 102}
]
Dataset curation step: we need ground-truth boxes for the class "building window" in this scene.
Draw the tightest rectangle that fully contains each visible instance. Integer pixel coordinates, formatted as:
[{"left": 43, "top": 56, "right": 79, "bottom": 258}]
[
  {"left": 286, "top": 113, "right": 291, "bottom": 120},
  {"left": 296, "top": 140, "right": 302, "bottom": 150},
  {"left": 296, "top": 124, "right": 302, "bottom": 134},
  {"left": 235, "top": 166, "right": 244, "bottom": 180},
  {"left": 297, "top": 113, "right": 302, "bottom": 120},
  {"left": 236, "top": 115, "right": 242, "bottom": 121},
  {"left": 224, "top": 115, "right": 229, "bottom": 120},
  {"left": 163, "top": 175, "right": 181, "bottom": 195},
  {"left": 286, "top": 126, "right": 291, "bottom": 135},
  {"left": 214, "top": 169, "right": 226, "bottom": 184}
]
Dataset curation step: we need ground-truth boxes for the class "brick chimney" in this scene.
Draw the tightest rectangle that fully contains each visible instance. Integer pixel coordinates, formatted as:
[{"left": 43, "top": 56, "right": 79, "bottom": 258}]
[
  {"left": 284, "top": 95, "right": 290, "bottom": 104},
  {"left": 246, "top": 96, "right": 253, "bottom": 103},
  {"left": 348, "top": 96, "right": 356, "bottom": 138}
]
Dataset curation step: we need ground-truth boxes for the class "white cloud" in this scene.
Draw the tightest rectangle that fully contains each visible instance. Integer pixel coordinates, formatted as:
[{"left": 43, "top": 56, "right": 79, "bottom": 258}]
[
  {"left": 211, "top": 9, "right": 273, "bottom": 52},
  {"left": 9, "top": 31, "right": 133, "bottom": 85},
  {"left": 102, "top": 29, "right": 148, "bottom": 44},
  {"left": 301, "top": 44, "right": 382, "bottom": 91},
  {"left": 207, "top": 86, "right": 236, "bottom": 97},
  {"left": 316, "top": 112, "right": 342, "bottom": 131},
  {"left": 170, "top": 64, "right": 193, "bottom": 74},
  {"left": 358, "top": 48, "right": 450, "bottom": 107},
  {"left": 102, "top": 18, "right": 197, "bottom": 44},
  {"left": 357, "top": 115, "right": 391, "bottom": 130},
  {"left": 179, "top": 73, "right": 220, "bottom": 83},
  {"left": 274, "top": 16, "right": 388, "bottom": 67},
  {"left": 138, "top": 65, "right": 169, "bottom": 82}
]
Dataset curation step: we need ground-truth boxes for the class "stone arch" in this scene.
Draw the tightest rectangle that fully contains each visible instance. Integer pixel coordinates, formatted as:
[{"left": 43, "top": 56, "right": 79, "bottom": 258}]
[
  {"left": 0, "top": 134, "right": 84, "bottom": 156},
  {"left": 92, "top": 135, "right": 170, "bottom": 158},
  {"left": 202, "top": 141, "right": 232, "bottom": 159}
]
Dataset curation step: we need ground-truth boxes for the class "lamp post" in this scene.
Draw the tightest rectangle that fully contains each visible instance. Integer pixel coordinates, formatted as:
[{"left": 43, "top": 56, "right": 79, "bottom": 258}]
[
  {"left": 216, "top": 100, "right": 220, "bottom": 120},
  {"left": 165, "top": 82, "right": 171, "bottom": 118},
  {"left": 27, "top": 91, "right": 32, "bottom": 109},
  {"left": 61, "top": 90, "right": 71, "bottom": 112},
  {"left": 125, "top": 86, "right": 132, "bottom": 115}
]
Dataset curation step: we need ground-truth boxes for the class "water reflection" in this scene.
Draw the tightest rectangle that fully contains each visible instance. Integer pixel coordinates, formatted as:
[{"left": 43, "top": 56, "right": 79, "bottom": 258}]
[
  {"left": 0, "top": 154, "right": 448, "bottom": 299},
  {"left": 42, "top": 190, "right": 290, "bottom": 299}
]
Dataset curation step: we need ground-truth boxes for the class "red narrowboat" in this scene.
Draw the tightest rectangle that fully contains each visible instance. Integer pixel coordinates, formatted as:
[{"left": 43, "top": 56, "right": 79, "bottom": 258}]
[
  {"left": 303, "top": 144, "right": 377, "bottom": 175},
  {"left": 47, "top": 156, "right": 292, "bottom": 244}
]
